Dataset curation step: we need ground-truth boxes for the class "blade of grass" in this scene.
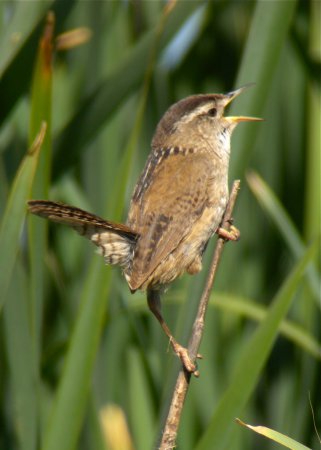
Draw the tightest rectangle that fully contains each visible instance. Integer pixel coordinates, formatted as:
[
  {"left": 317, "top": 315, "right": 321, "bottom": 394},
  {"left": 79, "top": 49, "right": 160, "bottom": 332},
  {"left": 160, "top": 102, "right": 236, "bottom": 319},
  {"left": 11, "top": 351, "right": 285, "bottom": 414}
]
[
  {"left": 85, "top": 393, "right": 108, "bottom": 450},
  {"left": 247, "top": 171, "right": 320, "bottom": 306},
  {"left": 0, "top": 1, "right": 51, "bottom": 77},
  {"left": 42, "top": 258, "right": 112, "bottom": 450},
  {"left": 0, "top": 1, "right": 75, "bottom": 127},
  {"left": 196, "top": 243, "right": 317, "bottom": 450},
  {"left": 28, "top": 10, "right": 53, "bottom": 366},
  {"left": 229, "top": 0, "right": 298, "bottom": 176},
  {"left": 3, "top": 263, "right": 38, "bottom": 450},
  {"left": 236, "top": 419, "right": 312, "bottom": 450},
  {"left": 305, "top": 0, "right": 321, "bottom": 243},
  {"left": 0, "top": 122, "right": 46, "bottom": 312},
  {"left": 129, "top": 292, "right": 321, "bottom": 360},
  {"left": 127, "top": 348, "right": 155, "bottom": 450},
  {"left": 211, "top": 294, "right": 321, "bottom": 360}
]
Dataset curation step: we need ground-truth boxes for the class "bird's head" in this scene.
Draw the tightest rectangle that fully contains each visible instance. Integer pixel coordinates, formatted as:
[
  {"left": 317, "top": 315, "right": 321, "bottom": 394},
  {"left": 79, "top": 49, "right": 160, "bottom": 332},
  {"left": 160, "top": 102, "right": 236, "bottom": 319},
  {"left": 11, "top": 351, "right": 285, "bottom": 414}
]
[{"left": 152, "top": 86, "right": 262, "bottom": 155}]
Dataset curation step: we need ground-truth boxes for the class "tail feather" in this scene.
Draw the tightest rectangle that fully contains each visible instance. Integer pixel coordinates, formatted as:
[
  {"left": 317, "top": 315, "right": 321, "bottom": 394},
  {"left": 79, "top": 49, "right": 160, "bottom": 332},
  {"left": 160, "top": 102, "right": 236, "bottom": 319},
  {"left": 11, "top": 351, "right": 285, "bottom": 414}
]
[{"left": 27, "top": 200, "right": 138, "bottom": 268}]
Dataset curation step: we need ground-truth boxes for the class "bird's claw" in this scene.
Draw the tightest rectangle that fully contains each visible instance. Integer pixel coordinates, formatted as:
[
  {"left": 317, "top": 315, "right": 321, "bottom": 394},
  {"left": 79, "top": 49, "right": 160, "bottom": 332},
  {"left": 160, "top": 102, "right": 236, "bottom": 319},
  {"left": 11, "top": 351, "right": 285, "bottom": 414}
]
[
  {"left": 172, "top": 341, "right": 202, "bottom": 377},
  {"left": 217, "top": 224, "right": 240, "bottom": 241}
]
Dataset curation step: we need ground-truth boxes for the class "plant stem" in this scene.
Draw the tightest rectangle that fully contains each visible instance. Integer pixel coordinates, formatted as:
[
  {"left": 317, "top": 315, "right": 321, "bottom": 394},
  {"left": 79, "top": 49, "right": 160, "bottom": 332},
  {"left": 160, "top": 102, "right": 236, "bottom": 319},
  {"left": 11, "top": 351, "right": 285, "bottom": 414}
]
[{"left": 159, "top": 179, "right": 241, "bottom": 450}]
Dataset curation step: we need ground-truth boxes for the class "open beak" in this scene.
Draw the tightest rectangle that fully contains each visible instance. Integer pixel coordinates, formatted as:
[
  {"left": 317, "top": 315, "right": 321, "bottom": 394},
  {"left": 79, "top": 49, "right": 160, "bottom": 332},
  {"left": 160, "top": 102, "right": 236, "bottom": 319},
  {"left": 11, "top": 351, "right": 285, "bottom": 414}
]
[
  {"left": 226, "top": 116, "right": 263, "bottom": 123},
  {"left": 224, "top": 84, "right": 264, "bottom": 123}
]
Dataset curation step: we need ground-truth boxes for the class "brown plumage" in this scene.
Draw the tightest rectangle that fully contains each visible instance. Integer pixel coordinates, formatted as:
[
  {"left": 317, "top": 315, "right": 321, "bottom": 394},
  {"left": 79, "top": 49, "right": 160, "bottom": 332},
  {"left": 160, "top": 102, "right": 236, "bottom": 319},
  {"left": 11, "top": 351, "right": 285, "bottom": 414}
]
[
  {"left": 28, "top": 87, "right": 262, "bottom": 374},
  {"left": 28, "top": 200, "right": 138, "bottom": 267}
]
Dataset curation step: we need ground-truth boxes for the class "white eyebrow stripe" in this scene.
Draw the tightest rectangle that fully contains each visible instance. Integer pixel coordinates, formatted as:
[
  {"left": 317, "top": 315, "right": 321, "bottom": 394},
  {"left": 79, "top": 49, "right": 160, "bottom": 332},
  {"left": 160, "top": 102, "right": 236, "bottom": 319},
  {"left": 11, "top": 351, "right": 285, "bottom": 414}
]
[{"left": 179, "top": 103, "right": 215, "bottom": 123}]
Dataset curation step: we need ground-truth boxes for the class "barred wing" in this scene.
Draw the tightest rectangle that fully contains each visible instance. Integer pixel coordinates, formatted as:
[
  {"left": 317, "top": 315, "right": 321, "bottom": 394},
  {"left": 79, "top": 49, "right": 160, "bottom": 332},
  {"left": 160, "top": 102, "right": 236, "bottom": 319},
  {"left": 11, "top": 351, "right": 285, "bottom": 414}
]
[{"left": 28, "top": 200, "right": 138, "bottom": 268}]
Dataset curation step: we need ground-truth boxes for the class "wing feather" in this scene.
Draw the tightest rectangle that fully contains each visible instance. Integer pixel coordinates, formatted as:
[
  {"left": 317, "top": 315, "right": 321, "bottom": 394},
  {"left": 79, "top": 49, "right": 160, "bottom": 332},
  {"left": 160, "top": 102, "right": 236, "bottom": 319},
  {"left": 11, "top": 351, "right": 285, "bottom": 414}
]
[
  {"left": 127, "top": 151, "right": 212, "bottom": 289},
  {"left": 28, "top": 200, "right": 138, "bottom": 267}
]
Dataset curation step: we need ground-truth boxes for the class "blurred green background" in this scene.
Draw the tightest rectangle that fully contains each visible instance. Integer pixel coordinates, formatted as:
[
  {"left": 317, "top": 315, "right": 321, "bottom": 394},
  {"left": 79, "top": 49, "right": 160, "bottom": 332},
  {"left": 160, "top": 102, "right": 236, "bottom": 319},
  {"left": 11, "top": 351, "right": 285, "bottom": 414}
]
[{"left": 0, "top": 1, "right": 320, "bottom": 450}]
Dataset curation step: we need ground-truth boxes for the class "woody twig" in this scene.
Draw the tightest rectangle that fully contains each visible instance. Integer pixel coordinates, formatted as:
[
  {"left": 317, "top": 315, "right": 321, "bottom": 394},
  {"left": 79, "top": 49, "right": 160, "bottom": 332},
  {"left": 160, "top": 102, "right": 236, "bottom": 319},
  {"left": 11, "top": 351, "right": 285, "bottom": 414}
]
[{"left": 159, "top": 179, "right": 241, "bottom": 450}]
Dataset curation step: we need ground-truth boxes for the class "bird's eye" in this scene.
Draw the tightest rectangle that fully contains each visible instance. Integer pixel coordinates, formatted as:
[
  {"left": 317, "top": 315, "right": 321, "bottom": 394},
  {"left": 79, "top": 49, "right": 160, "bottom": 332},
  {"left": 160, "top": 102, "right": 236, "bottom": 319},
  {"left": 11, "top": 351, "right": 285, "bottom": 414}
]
[{"left": 208, "top": 108, "right": 217, "bottom": 117}]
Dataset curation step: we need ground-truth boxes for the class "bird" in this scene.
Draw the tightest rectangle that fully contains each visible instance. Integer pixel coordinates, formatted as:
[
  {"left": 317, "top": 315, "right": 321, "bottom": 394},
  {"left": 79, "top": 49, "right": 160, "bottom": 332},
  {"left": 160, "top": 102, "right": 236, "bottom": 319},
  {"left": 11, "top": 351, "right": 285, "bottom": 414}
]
[{"left": 28, "top": 86, "right": 262, "bottom": 374}]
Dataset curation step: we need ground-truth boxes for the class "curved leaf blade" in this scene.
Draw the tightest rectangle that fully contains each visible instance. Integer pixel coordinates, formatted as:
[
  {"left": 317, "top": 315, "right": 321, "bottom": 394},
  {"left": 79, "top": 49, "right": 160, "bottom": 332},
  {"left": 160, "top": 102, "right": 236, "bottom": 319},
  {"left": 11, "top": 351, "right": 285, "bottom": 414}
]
[
  {"left": 196, "top": 243, "right": 317, "bottom": 450},
  {"left": 0, "top": 122, "right": 46, "bottom": 312}
]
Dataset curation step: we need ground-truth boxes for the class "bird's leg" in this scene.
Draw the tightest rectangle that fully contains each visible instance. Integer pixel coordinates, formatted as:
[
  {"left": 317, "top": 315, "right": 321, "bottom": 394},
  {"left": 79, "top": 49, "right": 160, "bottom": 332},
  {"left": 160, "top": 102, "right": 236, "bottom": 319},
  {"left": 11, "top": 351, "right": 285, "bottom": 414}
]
[
  {"left": 216, "top": 219, "right": 240, "bottom": 241},
  {"left": 147, "top": 289, "right": 200, "bottom": 374}
]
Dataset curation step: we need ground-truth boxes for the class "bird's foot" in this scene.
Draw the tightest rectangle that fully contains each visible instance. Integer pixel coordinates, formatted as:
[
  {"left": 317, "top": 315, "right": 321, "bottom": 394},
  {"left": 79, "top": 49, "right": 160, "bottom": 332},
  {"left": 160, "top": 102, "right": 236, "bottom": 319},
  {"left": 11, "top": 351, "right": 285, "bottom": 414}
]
[
  {"left": 217, "top": 223, "right": 240, "bottom": 241},
  {"left": 171, "top": 340, "right": 202, "bottom": 377}
]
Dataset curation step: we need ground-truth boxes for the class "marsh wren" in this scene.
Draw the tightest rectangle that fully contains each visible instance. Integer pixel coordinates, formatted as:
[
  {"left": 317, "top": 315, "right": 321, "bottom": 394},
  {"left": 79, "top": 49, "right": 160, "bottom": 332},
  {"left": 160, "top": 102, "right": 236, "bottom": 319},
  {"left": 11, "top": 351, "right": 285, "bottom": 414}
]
[{"left": 28, "top": 86, "right": 262, "bottom": 374}]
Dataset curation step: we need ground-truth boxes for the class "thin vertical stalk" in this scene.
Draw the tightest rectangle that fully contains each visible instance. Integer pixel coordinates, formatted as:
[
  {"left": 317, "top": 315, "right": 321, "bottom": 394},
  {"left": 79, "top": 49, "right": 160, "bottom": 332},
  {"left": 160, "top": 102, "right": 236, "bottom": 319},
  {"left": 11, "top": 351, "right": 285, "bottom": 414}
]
[{"left": 159, "top": 180, "right": 241, "bottom": 450}]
